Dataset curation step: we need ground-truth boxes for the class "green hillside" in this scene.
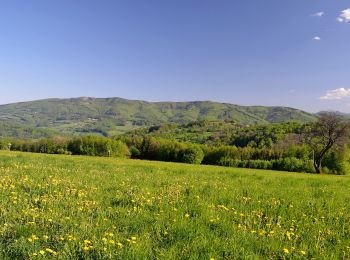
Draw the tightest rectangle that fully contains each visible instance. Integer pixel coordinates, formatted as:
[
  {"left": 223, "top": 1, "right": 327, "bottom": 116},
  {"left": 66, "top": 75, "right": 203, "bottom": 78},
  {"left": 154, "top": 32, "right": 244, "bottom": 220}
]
[
  {"left": 0, "top": 97, "right": 316, "bottom": 138},
  {"left": 126, "top": 121, "right": 304, "bottom": 147}
]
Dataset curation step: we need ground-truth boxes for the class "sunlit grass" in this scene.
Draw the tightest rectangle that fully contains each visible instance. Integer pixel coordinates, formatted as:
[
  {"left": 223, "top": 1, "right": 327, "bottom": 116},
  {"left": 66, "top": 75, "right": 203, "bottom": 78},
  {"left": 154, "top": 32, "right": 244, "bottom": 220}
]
[{"left": 0, "top": 151, "right": 349, "bottom": 259}]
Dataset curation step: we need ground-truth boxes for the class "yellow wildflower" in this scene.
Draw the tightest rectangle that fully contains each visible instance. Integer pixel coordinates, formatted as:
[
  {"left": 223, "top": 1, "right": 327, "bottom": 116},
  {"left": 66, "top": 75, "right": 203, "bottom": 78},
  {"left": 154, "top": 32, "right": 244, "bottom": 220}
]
[{"left": 45, "top": 248, "right": 57, "bottom": 255}]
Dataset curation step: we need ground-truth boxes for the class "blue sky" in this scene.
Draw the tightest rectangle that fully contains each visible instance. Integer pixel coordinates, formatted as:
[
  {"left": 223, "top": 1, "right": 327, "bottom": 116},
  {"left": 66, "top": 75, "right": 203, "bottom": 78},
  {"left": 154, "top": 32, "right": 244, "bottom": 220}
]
[{"left": 0, "top": 1, "right": 350, "bottom": 112}]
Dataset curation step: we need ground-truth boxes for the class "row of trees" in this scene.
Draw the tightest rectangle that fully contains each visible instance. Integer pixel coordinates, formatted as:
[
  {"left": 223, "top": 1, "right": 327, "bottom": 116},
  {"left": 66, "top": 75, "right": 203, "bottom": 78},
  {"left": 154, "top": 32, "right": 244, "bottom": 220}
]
[
  {"left": 119, "top": 135, "right": 349, "bottom": 174},
  {"left": 1, "top": 112, "right": 349, "bottom": 174},
  {"left": 122, "top": 112, "right": 350, "bottom": 174},
  {"left": 122, "top": 136, "right": 205, "bottom": 164},
  {"left": 2, "top": 136, "right": 130, "bottom": 158}
]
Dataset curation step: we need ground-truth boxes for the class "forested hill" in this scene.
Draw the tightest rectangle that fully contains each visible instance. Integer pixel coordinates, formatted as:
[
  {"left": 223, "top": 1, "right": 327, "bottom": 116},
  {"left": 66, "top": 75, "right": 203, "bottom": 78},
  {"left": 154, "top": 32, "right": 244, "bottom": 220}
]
[{"left": 0, "top": 97, "right": 316, "bottom": 137}]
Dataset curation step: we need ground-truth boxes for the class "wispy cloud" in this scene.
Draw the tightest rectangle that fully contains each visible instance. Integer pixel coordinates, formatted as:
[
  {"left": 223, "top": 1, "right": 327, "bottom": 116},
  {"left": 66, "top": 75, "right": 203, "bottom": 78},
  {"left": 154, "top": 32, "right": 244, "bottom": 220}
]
[
  {"left": 337, "top": 9, "right": 350, "bottom": 23},
  {"left": 320, "top": 88, "right": 350, "bottom": 100},
  {"left": 312, "top": 36, "right": 321, "bottom": 41},
  {"left": 311, "top": 11, "right": 324, "bottom": 17}
]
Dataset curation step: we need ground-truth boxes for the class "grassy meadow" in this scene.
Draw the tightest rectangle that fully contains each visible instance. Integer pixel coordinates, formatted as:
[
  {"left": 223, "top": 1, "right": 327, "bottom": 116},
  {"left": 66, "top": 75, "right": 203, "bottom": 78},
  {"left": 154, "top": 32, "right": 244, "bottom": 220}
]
[{"left": 0, "top": 151, "right": 350, "bottom": 259}]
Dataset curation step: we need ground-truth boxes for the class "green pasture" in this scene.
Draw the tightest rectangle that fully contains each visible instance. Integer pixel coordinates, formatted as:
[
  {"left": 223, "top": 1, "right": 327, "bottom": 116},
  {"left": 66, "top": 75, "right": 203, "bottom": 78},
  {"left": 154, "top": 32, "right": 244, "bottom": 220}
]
[{"left": 0, "top": 151, "right": 349, "bottom": 259}]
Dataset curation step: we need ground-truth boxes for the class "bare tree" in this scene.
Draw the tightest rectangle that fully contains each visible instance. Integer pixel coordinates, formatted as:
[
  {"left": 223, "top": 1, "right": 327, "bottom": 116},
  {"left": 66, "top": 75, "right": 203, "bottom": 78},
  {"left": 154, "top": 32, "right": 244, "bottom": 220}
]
[{"left": 303, "top": 112, "right": 349, "bottom": 173}]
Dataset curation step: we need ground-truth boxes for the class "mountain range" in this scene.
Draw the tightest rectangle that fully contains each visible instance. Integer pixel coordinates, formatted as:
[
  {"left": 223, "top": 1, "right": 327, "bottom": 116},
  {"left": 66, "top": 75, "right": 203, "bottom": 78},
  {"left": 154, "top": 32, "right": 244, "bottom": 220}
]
[{"left": 0, "top": 97, "right": 317, "bottom": 138}]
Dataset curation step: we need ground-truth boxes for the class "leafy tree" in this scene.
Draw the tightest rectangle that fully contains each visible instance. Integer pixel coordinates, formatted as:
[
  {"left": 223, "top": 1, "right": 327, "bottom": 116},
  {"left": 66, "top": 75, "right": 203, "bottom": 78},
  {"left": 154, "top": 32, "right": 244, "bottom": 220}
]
[
  {"left": 303, "top": 112, "right": 350, "bottom": 173},
  {"left": 67, "top": 136, "right": 130, "bottom": 157},
  {"left": 179, "top": 145, "right": 204, "bottom": 164}
]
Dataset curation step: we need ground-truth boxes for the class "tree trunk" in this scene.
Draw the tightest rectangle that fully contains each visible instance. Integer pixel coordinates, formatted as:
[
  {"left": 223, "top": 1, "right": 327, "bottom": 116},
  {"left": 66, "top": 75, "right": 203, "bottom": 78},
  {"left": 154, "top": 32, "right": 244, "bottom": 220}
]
[{"left": 314, "top": 155, "right": 322, "bottom": 174}]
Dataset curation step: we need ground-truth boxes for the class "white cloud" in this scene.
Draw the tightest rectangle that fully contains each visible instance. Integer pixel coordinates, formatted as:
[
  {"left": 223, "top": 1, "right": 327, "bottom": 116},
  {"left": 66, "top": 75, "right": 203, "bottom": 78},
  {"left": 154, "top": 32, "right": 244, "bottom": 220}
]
[
  {"left": 320, "top": 88, "right": 350, "bottom": 100},
  {"left": 311, "top": 11, "right": 324, "bottom": 17},
  {"left": 312, "top": 36, "right": 321, "bottom": 41},
  {"left": 337, "top": 9, "right": 350, "bottom": 23}
]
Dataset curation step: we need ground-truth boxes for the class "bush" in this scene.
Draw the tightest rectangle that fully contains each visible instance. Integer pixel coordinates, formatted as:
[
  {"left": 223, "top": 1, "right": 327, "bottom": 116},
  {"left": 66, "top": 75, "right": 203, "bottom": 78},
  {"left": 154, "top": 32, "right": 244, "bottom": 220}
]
[
  {"left": 323, "top": 146, "right": 350, "bottom": 175},
  {"left": 0, "top": 139, "right": 11, "bottom": 150},
  {"left": 248, "top": 160, "right": 273, "bottom": 170},
  {"left": 179, "top": 145, "right": 204, "bottom": 164},
  {"left": 67, "top": 136, "right": 130, "bottom": 158},
  {"left": 217, "top": 157, "right": 240, "bottom": 167},
  {"left": 202, "top": 146, "right": 240, "bottom": 165},
  {"left": 140, "top": 137, "right": 161, "bottom": 160},
  {"left": 129, "top": 146, "right": 141, "bottom": 158},
  {"left": 272, "top": 158, "right": 314, "bottom": 173}
]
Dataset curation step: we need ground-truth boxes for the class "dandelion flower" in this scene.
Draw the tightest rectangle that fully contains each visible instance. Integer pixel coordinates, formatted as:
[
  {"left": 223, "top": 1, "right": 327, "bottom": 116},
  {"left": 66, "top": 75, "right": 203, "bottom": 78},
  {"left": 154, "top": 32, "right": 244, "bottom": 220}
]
[{"left": 45, "top": 248, "right": 55, "bottom": 254}]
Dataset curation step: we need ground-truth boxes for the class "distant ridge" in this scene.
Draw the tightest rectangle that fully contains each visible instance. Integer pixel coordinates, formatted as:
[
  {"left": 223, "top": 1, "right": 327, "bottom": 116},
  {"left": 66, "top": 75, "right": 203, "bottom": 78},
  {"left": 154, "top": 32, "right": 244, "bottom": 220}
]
[{"left": 0, "top": 97, "right": 316, "bottom": 138}]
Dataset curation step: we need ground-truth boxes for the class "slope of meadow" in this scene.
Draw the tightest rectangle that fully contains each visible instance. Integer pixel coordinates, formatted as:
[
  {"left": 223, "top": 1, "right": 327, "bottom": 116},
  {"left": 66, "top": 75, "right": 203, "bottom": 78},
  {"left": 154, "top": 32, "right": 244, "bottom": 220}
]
[{"left": 0, "top": 151, "right": 349, "bottom": 259}]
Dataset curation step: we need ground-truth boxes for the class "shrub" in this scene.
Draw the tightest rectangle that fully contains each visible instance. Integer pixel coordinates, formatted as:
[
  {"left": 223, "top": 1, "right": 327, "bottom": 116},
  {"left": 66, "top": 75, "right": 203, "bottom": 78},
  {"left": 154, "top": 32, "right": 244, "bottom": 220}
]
[
  {"left": 0, "top": 139, "right": 11, "bottom": 150},
  {"left": 67, "top": 136, "right": 130, "bottom": 158},
  {"left": 140, "top": 137, "right": 161, "bottom": 160},
  {"left": 248, "top": 160, "right": 273, "bottom": 170},
  {"left": 272, "top": 158, "right": 314, "bottom": 173},
  {"left": 179, "top": 145, "right": 204, "bottom": 164},
  {"left": 323, "top": 147, "right": 350, "bottom": 175},
  {"left": 129, "top": 146, "right": 141, "bottom": 158},
  {"left": 218, "top": 157, "right": 240, "bottom": 167},
  {"left": 202, "top": 146, "right": 240, "bottom": 165}
]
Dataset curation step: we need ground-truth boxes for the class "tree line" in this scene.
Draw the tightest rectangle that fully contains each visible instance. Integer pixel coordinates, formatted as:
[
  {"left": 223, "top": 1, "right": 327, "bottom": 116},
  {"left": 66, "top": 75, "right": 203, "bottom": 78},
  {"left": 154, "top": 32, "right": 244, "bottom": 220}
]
[
  {"left": 0, "top": 136, "right": 130, "bottom": 158},
  {"left": 1, "top": 112, "right": 349, "bottom": 174}
]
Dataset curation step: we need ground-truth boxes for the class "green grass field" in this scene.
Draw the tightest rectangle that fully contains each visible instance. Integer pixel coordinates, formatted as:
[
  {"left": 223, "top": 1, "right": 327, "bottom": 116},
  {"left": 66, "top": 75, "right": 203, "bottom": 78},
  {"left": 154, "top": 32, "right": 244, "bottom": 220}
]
[{"left": 0, "top": 151, "right": 350, "bottom": 259}]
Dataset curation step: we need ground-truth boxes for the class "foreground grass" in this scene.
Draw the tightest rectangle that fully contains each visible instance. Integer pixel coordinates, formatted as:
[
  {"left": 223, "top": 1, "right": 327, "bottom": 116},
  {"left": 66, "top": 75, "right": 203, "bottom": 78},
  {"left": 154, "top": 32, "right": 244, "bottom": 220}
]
[{"left": 0, "top": 151, "right": 349, "bottom": 259}]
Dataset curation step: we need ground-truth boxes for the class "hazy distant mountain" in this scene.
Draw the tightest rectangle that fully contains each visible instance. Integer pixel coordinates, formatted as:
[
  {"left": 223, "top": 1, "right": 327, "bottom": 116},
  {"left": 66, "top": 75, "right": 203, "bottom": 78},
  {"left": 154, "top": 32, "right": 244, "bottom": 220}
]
[{"left": 0, "top": 97, "right": 316, "bottom": 138}]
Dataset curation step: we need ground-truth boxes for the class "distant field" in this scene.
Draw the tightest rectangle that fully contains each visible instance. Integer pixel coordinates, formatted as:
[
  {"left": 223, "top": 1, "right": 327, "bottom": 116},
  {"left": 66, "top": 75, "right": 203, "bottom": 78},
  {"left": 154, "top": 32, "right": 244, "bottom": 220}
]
[{"left": 0, "top": 151, "right": 349, "bottom": 259}]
